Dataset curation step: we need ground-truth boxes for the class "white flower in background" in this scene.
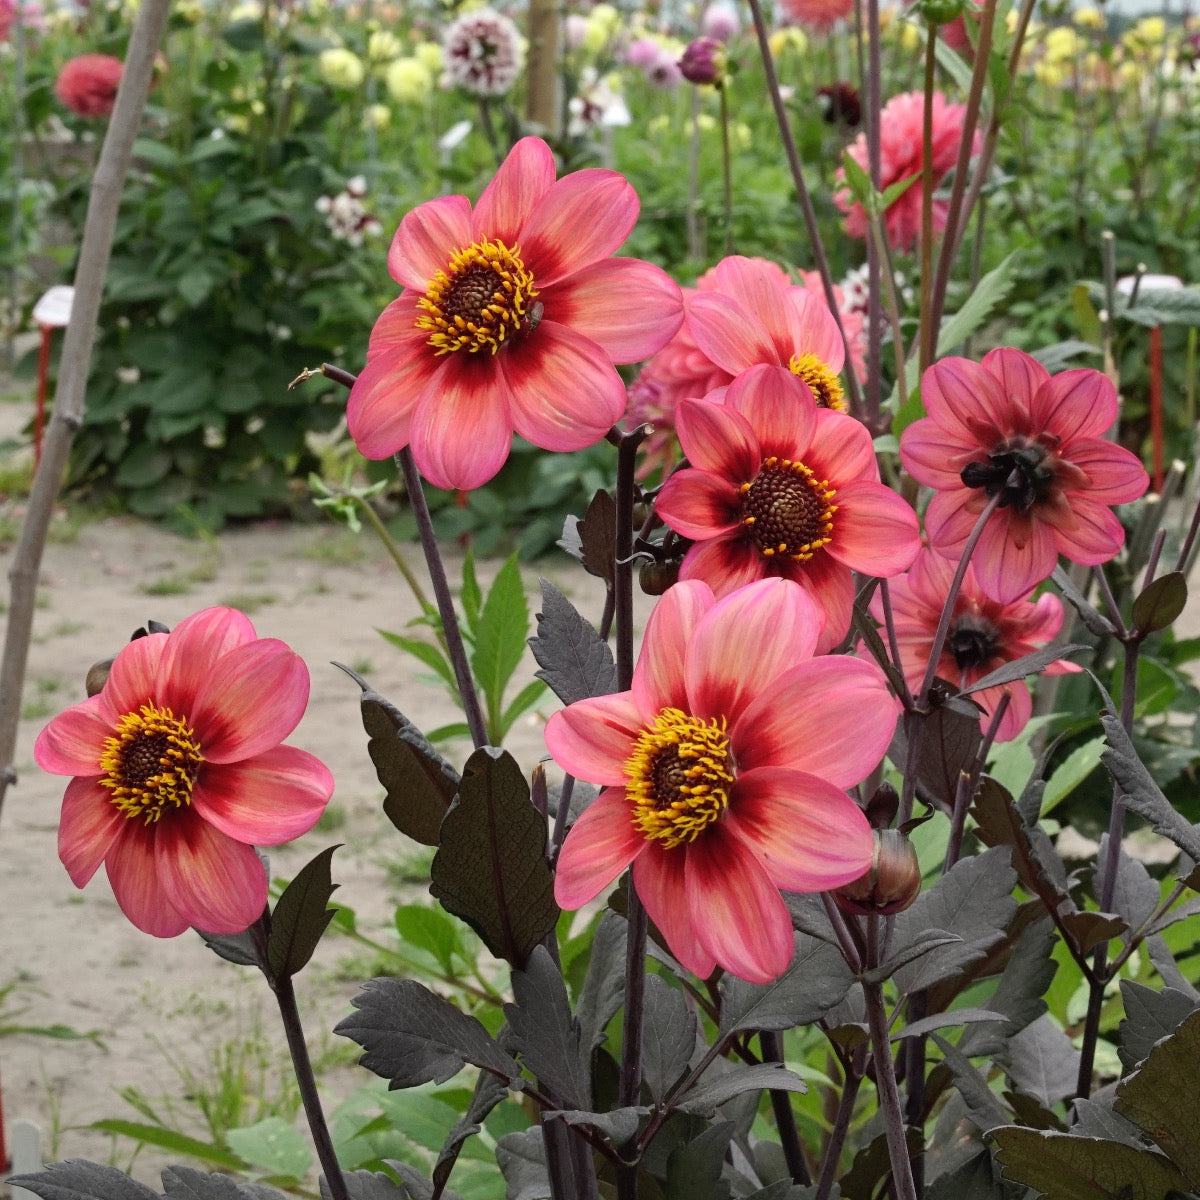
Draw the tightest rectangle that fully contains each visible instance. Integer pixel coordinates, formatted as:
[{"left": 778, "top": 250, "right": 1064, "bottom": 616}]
[
  {"left": 567, "top": 68, "right": 631, "bottom": 137},
  {"left": 315, "top": 179, "right": 383, "bottom": 247},
  {"left": 564, "top": 13, "right": 588, "bottom": 51},
  {"left": 386, "top": 55, "right": 433, "bottom": 103},
  {"left": 319, "top": 47, "right": 366, "bottom": 89},
  {"left": 441, "top": 8, "right": 525, "bottom": 96},
  {"left": 363, "top": 102, "right": 391, "bottom": 130},
  {"left": 439, "top": 118, "right": 473, "bottom": 151},
  {"left": 366, "top": 30, "right": 402, "bottom": 63},
  {"left": 414, "top": 41, "right": 443, "bottom": 74}
]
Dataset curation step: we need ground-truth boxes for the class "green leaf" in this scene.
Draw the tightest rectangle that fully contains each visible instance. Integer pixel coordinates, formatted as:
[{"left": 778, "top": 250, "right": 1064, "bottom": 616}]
[
  {"left": 88, "top": 1121, "right": 246, "bottom": 1170},
  {"left": 1041, "top": 737, "right": 1104, "bottom": 815},
  {"left": 461, "top": 550, "right": 482, "bottom": 634},
  {"left": 500, "top": 679, "right": 548, "bottom": 731},
  {"left": 266, "top": 845, "right": 340, "bottom": 981},
  {"left": 430, "top": 747, "right": 558, "bottom": 967},
  {"left": 1131, "top": 571, "right": 1187, "bottom": 635},
  {"left": 378, "top": 630, "right": 456, "bottom": 689},
  {"left": 471, "top": 554, "right": 529, "bottom": 740},
  {"left": 226, "top": 1118, "right": 311, "bottom": 1180},
  {"left": 393, "top": 904, "right": 465, "bottom": 974},
  {"left": 131, "top": 138, "right": 178, "bottom": 168},
  {"left": 990, "top": 1126, "right": 1189, "bottom": 1198},
  {"left": 936, "top": 254, "right": 1016, "bottom": 355},
  {"left": 221, "top": 16, "right": 265, "bottom": 50},
  {"left": 839, "top": 148, "right": 875, "bottom": 209}
]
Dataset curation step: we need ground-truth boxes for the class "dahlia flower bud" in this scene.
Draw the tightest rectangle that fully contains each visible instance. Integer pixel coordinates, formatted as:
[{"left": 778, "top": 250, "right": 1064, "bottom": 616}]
[
  {"left": 914, "top": 0, "right": 966, "bottom": 26},
  {"left": 679, "top": 36, "right": 726, "bottom": 86},
  {"left": 833, "top": 830, "right": 922, "bottom": 916},
  {"left": 864, "top": 781, "right": 900, "bottom": 831},
  {"left": 817, "top": 81, "right": 861, "bottom": 126},
  {"left": 639, "top": 558, "right": 681, "bottom": 596}
]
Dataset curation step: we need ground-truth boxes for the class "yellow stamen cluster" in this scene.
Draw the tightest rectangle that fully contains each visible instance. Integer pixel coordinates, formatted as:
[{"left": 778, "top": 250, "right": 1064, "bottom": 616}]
[
  {"left": 98, "top": 703, "right": 203, "bottom": 824},
  {"left": 788, "top": 352, "right": 847, "bottom": 412},
  {"left": 740, "top": 456, "right": 837, "bottom": 561},
  {"left": 416, "top": 238, "right": 538, "bottom": 356},
  {"left": 625, "top": 708, "right": 733, "bottom": 849}
]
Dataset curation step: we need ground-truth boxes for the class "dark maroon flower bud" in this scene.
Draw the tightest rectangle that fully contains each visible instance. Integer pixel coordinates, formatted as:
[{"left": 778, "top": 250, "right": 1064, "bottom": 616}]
[
  {"left": 833, "top": 830, "right": 923, "bottom": 916},
  {"left": 679, "top": 37, "right": 726, "bottom": 86},
  {"left": 86, "top": 620, "right": 171, "bottom": 696},
  {"left": 816, "top": 81, "right": 861, "bottom": 126},
  {"left": 639, "top": 558, "right": 680, "bottom": 595},
  {"left": 864, "top": 781, "right": 900, "bottom": 830}
]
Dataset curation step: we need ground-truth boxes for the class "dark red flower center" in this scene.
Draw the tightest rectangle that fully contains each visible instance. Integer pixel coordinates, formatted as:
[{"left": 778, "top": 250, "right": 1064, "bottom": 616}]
[
  {"left": 99, "top": 703, "right": 203, "bottom": 823},
  {"left": 960, "top": 436, "right": 1059, "bottom": 513},
  {"left": 740, "top": 457, "right": 838, "bottom": 561},
  {"left": 947, "top": 614, "right": 1000, "bottom": 670},
  {"left": 416, "top": 238, "right": 540, "bottom": 356}
]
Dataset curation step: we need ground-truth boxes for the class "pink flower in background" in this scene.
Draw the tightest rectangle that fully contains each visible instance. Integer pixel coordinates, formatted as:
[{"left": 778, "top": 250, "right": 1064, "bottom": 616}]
[
  {"left": 35, "top": 608, "right": 333, "bottom": 937},
  {"left": 349, "top": 136, "right": 683, "bottom": 489},
  {"left": 780, "top": 0, "right": 853, "bottom": 32},
  {"left": 687, "top": 255, "right": 851, "bottom": 412},
  {"left": 834, "top": 91, "right": 981, "bottom": 253},
  {"left": 874, "top": 548, "right": 1077, "bottom": 741},
  {"left": 55, "top": 54, "right": 123, "bottom": 118},
  {"left": 900, "top": 348, "right": 1149, "bottom": 603},
  {"left": 657, "top": 365, "right": 921, "bottom": 652},
  {"left": 548, "top": 578, "right": 890, "bottom": 983},
  {"left": 0, "top": 0, "right": 45, "bottom": 41},
  {"left": 701, "top": 3, "right": 740, "bottom": 41}
]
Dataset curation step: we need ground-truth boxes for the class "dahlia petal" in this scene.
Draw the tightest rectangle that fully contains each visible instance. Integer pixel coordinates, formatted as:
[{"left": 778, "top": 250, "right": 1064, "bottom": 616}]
[
  {"left": 520, "top": 170, "right": 640, "bottom": 287},
  {"left": 734, "top": 655, "right": 898, "bottom": 787},
  {"left": 707, "top": 256, "right": 789, "bottom": 330},
  {"left": 899, "top": 418, "right": 979, "bottom": 490},
  {"left": 409, "top": 354, "right": 514, "bottom": 489},
  {"left": 365, "top": 294, "right": 426, "bottom": 362},
  {"left": 1050, "top": 497, "right": 1126, "bottom": 565},
  {"left": 192, "top": 746, "right": 333, "bottom": 846},
  {"left": 825, "top": 480, "right": 922, "bottom": 576},
  {"left": 157, "top": 607, "right": 257, "bottom": 717},
  {"left": 554, "top": 787, "right": 644, "bottom": 908},
  {"left": 726, "top": 766, "right": 874, "bottom": 891},
  {"left": 1032, "top": 369, "right": 1118, "bottom": 441},
  {"left": 924, "top": 487, "right": 987, "bottom": 554},
  {"left": 804, "top": 408, "right": 878, "bottom": 482},
  {"left": 678, "top": 534, "right": 766, "bottom": 598},
  {"left": 633, "top": 578, "right": 715, "bottom": 718},
  {"left": 472, "top": 136, "right": 556, "bottom": 246},
  {"left": 501, "top": 322, "right": 626, "bottom": 451},
  {"left": 786, "top": 288, "right": 846, "bottom": 373},
  {"left": 545, "top": 691, "right": 643, "bottom": 785},
  {"left": 685, "top": 578, "right": 822, "bottom": 724},
  {"left": 347, "top": 348, "right": 436, "bottom": 460},
  {"left": 724, "top": 364, "right": 817, "bottom": 457},
  {"left": 972, "top": 680, "right": 1031, "bottom": 743},
  {"left": 675, "top": 396, "right": 760, "bottom": 479},
  {"left": 540, "top": 259, "right": 683, "bottom": 363},
  {"left": 685, "top": 830, "right": 795, "bottom": 983},
  {"left": 59, "top": 776, "right": 126, "bottom": 886},
  {"left": 35, "top": 694, "right": 111, "bottom": 776},
  {"left": 687, "top": 292, "right": 778, "bottom": 375},
  {"left": 1067, "top": 439, "right": 1150, "bottom": 504},
  {"left": 970, "top": 514, "right": 1059, "bottom": 603},
  {"left": 920, "top": 356, "right": 1012, "bottom": 443},
  {"left": 981, "top": 347, "right": 1050, "bottom": 408},
  {"left": 787, "top": 552, "right": 854, "bottom": 654},
  {"left": 656, "top": 470, "right": 742, "bottom": 540},
  {"left": 103, "top": 633, "right": 166, "bottom": 719},
  {"left": 190, "top": 639, "right": 310, "bottom": 763},
  {"left": 105, "top": 823, "right": 190, "bottom": 937},
  {"left": 1018, "top": 591, "right": 1066, "bottom": 646},
  {"left": 388, "top": 194, "right": 473, "bottom": 291},
  {"left": 634, "top": 847, "right": 716, "bottom": 980},
  {"left": 155, "top": 810, "right": 268, "bottom": 935}
]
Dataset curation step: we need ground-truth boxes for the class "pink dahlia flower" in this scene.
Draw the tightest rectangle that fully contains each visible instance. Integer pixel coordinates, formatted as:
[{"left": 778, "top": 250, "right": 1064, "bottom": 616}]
[
  {"left": 686, "top": 255, "right": 851, "bottom": 414},
  {"left": 796, "top": 268, "right": 867, "bottom": 384},
  {"left": 55, "top": 54, "right": 123, "bottom": 118},
  {"left": 349, "top": 136, "right": 683, "bottom": 490},
  {"left": 35, "top": 608, "right": 334, "bottom": 937},
  {"left": 834, "top": 91, "right": 981, "bottom": 254},
  {"left": 547, "top": 578, "right": 890, "bottom": 983},
  {"left": 657, "top": 365, "right": 921, "bottom": 652},
  {"left": 873, "top": 548, "right": 1077, "bottom": 742},
  {"left": 780, "top": 0, "right": 853, "bottom": 32},
  {"left": 900, "top": 348, "right": 1149, "bottom": 603}
]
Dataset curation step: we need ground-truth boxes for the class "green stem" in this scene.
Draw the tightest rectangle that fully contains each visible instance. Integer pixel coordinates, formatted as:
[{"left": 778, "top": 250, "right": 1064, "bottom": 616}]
[{"left": 718, "top": 85, "right": 734, "bottom": 255}]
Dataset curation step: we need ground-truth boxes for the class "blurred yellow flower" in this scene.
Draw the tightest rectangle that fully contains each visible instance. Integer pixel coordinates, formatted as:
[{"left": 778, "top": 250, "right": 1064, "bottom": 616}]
[
  {"left": 319, "top": 47, "right": 366, "bottom": 88},
  {"left": 386, "top": 56, "right": 433, "bottom": 103},
  {"left": 364, "top": 102, "right": 392, "bottom": 130},
  {"left": 414, "top": 41, "right": 443, "bottom": 73},
  {"left": 1072, "top": 6, "right": 1105, "bottom": 30},
  {"left": 769, "top": 26, "right": 809, "bottom": 55},
  {"left": 229, "top": 1, "right": 262, "bottom": 19},
  {"left": 584, "top": 3, "right": 621, "bottom": 52},
  {"left": 367, "top": 30, "right": 403, "bottom": 63}
]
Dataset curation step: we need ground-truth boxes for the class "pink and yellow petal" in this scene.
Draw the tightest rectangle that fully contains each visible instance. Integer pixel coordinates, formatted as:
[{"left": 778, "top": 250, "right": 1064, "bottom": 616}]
[
  {"left": 103, "top": 633, "right": 166, "bottom": 720},
  {"left": 786, "top": 553, "right": 854, "bottom": 654},
  {"left": 35, "top": 694, "right": 111, "bottom": 776},
  {"left": 554, "top": 788, "right": 644, "bottom": 909},
  {"left": 786, "top": 288, "right": 845, "bottom": 373},
  {"left": 726, "top": 766, "right": 874, "bottom": 891},
  {"left": 675, "top": 396, "right": 760, "bottom": 479},
  {"left": 634, "top": 847, "right": 717, "bottom": 981},
  {"left": 724, "top": 365, "right": 816, "bottom": 458},
  {"left": 633, "top": 579, "right": 715, "bottom": 718},
  {"left": 545, "top": 691, "right": 643, "bottom": 786},
  {"left": 192, "top": 746, "right": 333, "bottom": 846},
  {"left": 157, "top": 607, "right": 257, "bottom": 717},
  {"left": 59, "top": 776, "right": 126, "bottom": 886},
  {"left": 540, "top": 259, "right": 683, "bottom": 363},
  {"left": 656, "top": 470, "right": 742, "bottom": 540},
  {"left": 472, "top": 136, "right": 556, "bottom": 246},
  {"left": 501, "top": 323, "right": 626, "bottom": 452},
  {"left": 388, "top": 194, "right": 473, "bottom": 291},
  {"left": 105, "top": 823, "right": 190, "bottom": 937},
  {"left": 804, "top": 408, "right": 878, "bottom": 482}
]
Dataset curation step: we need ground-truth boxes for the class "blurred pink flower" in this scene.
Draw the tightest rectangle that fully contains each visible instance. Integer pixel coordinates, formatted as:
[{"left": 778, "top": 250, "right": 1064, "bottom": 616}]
[
  {"left": 349, "top": 136, "right": 683, "bottom": 489},
  {"left": 873, "top": 548, "right": 1077, "bottom": 741},
  {"left": 35, "top": 608, "right": 333, "bottom": 938},
  {"left": 701, "top": 3, "right": 740, "bottom": 41},
  {"left": 55, "top": 54, "right": 123, "bottom": 118},
  {"left": 657, "top": 365, "right": 920, "bottom": 651},
  {"left": 834, "top": 90, "right": 981, "bottom": 253},
  {"left": 548, "top": 578, "right": 889, "bottom": 983},
  {"left": 780, "top": 0, "right": 852, "bottom": 31},
  {"left": 0, "top": 0, "right": 45, "bottom": 41},
  {"left": 900, "top": 348, "right": 1149, "bottom": 602}
]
